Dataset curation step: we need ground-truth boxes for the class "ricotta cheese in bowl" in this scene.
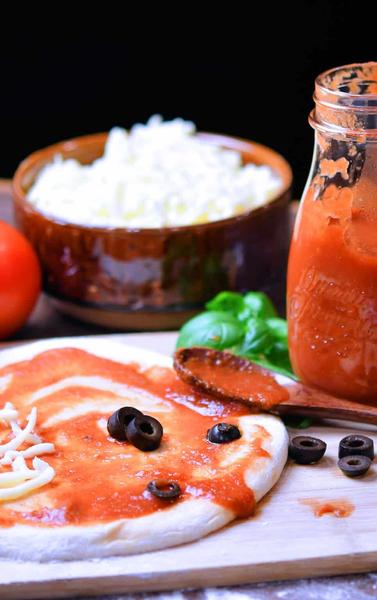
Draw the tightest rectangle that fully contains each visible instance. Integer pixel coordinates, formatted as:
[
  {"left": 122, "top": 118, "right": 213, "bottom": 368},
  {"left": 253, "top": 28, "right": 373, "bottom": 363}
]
[{"left": 27, "top": 115, "right": 281, "bottom": 228}]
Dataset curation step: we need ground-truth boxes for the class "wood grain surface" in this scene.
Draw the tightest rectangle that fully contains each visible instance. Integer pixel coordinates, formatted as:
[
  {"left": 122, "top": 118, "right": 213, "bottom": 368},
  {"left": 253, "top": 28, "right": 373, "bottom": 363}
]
[{"left": 1, "top": 181, "right": 377, "bottom": 599}]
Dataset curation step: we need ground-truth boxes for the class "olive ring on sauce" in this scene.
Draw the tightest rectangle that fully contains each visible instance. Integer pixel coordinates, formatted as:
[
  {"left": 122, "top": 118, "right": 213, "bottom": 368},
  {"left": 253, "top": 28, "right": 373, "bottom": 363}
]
[
  {"left": 107, "top": 406, "right": 144, "bottom": 441},
  {"left": 126, "top": 415, "right": 163, "bottom": 451},
  {"left": 147, "top": 479, "right": 181, "bottom": 500},
  {"left": 107, "top": 407, "right": 163, "bottom": 452},
  {"left": 207, "top": 423, "right": 241, "bottom": 444}
]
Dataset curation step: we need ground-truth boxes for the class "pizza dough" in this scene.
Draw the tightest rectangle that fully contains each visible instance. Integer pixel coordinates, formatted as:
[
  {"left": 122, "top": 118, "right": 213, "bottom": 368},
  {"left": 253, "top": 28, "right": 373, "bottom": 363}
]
[{"left": 0, "top": 338, "right": 288, "bottom": 561}]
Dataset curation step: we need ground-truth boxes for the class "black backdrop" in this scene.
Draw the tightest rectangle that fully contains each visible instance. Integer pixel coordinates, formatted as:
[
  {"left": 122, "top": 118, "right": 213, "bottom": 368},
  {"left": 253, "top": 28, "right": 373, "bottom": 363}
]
[{"left": 1, "top": 2, "right": 376, "bottom": 196}]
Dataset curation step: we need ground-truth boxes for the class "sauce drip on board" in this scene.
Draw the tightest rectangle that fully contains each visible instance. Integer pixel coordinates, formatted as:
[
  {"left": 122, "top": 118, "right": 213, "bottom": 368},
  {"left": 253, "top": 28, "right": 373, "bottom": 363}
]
[
  {"left": 300, "top": 498, "right": 355, "bottom": 518},
  {"left": 0, "top": 348, "right": 274, "bottom": 527}
]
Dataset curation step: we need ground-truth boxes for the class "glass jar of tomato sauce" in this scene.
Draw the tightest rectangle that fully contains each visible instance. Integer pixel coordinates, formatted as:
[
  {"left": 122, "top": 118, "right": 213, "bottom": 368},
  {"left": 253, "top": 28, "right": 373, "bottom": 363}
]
[{"left": 288, "top": 62, "right": 377, "bottom": 401}]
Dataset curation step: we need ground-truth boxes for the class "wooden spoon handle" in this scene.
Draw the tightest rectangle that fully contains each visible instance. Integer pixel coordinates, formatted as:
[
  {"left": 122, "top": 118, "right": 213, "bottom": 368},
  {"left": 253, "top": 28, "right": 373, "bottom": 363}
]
[{"left": 275, "top": 382, "right": 377, "bottom": 425}]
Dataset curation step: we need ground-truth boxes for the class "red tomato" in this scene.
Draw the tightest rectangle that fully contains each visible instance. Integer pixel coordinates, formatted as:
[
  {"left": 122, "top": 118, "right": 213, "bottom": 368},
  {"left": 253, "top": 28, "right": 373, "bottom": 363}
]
[{"left": 0, "top": 221, "right": 41, "bottom": 339}]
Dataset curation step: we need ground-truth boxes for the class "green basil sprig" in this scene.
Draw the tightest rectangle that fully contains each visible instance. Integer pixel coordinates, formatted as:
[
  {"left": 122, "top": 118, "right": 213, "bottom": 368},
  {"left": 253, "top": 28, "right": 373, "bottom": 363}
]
[
  {"left": 177, "top": 311, "right": 244, "bottom": 350},
  {"left": 176, "top": 290, "right": 296, "bottom": 379}
]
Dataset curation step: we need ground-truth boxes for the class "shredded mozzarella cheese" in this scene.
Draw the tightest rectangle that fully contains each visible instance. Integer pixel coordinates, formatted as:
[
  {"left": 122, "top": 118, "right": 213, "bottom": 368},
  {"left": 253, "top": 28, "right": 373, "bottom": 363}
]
[
  {"left": 10, "top": 418, "right": 42, "bottom": 445},
  {"left": 0, "top": 407, "right": 37, "bottom": 454},
  {"left": 0, "top": 459, "right": 55, "bottom": 502},
  {"left": 0, "top": 403, "right": 55, "bottom": 501},
  {"left": 0, "top": 407, "right": 18, "bottom": 422},
  {"left": 0, "top": 469, "right": 40, "bottom": 487},
  {"left": 0, "top": 443, "right": 55, "bottom": 466}
]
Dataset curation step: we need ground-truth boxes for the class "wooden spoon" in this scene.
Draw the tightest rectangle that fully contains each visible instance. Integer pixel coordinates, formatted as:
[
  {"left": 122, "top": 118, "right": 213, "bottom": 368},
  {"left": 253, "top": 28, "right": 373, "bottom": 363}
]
[{"left": 174, "top": 347, "right": 377, "bottom": 426}]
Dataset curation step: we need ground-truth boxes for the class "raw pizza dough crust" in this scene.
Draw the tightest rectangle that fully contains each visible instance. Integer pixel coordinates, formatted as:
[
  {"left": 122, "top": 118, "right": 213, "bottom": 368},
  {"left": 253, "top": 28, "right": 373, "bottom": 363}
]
[{"left": 0, "top": 338, "right": 288, "bottom": 561}]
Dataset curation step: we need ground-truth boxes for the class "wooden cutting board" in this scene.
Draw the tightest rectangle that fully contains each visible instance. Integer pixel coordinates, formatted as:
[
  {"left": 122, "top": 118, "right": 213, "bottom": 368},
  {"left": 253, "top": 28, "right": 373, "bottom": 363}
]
[{"left": 1, "top": 332, "right": 377, "bottom": 600}]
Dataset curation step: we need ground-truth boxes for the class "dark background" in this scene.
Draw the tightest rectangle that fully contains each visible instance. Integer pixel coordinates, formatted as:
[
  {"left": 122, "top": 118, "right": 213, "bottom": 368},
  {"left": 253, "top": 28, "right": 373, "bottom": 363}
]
[{"left": 1, "top": 2, "right": 375, "bottom": 196}]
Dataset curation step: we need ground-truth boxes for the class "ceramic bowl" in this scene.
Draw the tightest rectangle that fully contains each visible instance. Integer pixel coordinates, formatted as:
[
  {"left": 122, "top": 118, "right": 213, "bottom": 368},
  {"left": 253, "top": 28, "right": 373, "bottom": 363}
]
[{"left": 13, "top": 132, "right": 292, "bottom": 330}]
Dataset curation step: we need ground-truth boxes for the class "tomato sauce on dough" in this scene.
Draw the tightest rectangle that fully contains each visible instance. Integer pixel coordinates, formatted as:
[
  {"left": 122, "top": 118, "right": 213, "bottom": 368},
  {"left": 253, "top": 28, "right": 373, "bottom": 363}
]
[{"left": 0, "top": 348, "right": 273, "bottom": 527}]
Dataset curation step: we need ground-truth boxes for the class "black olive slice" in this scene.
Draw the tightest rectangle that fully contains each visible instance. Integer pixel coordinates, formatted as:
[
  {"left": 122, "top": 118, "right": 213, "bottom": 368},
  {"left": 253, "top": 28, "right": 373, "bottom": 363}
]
[
  {"left": 338, "top": 455, "right": 372, "bottom": 478},
  {"left": 126, "top": 415, "right": 163, "bottom": 451},
  {"left": 147, "top": 479, "right": 181, "bottom": 499},
  {"left": 338, "top": 435, "right": 374, "bottom": 461},
  {"left": 289, "top": 436, "right": 327, "bottom": 464},
  {"left": 207, "top": 423, "right": 241, "bottom": 444},
  {"left": 107, "top": 406, "right": 143, "bottom": 441}
]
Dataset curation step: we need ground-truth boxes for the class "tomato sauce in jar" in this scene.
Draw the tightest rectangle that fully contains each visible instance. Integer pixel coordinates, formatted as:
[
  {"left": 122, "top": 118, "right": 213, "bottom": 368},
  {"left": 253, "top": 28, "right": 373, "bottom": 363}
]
[{"left": 288, "top": 63, "right": 377, "bottom": 401}]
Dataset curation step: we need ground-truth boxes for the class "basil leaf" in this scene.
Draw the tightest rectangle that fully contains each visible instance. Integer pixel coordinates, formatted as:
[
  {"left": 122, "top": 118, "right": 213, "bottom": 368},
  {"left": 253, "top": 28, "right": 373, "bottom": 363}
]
[
  {"left": 245, "top": 354, "right": 297, "bottom": 380},
  {"left": 265, "top": 341, "right": 292, "bottom": 372},
  {"left": 282, "top": 416, "right": 313, "bottom": 429},
  {"left": 266, "top": 318, "right": 288, "bottom": 342},
  {"left": 238, "top": 291, "right": 277, "bottom": 321},
  {"left": 176, "top": 311, "right": 244, "bottom": 350},
  {"left": 237, "top": 317, "right": 274, "bottom": 354},
  {"left": 205, "top": 291, "right": 245, "bottom": 316},
  {"left": 176, "top": 290, "right": 295, "bottom": 381}
]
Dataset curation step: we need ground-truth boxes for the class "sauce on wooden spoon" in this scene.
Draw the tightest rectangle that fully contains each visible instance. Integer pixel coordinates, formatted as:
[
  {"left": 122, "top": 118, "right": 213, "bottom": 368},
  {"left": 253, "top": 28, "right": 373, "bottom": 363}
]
[
  {"left": 174, "top": 347, "right": 377, "bottom": 425},
  {"left": 174, "top": 347, "right": 289, "bottom": 410}
]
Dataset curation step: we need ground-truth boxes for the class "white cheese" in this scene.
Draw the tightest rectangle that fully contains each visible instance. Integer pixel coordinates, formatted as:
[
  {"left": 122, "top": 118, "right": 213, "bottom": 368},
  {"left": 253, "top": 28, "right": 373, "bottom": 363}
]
[
  {"left": 0, "top": 470, "right": 39, "bottom": 487},
  {"left": 0, "top": 403, "right": 55, "bottom": 502},
  {"left": 10, "top": 418, "right": 41, "bottom": 445},
  {"left": 0, "top": 407, "right": 18, "bottom": 422},
  {"left": 0, "top": 407, "right": 37, "bottom": 454},
  {"left": 0, "top": 458, "right": 55, "bottom": 502},
  {"left": 0, "top": 443, "right": 55, "bottom": 465},
  {"left": 27, "top": 115, "right": 282, "bottom": 228}
]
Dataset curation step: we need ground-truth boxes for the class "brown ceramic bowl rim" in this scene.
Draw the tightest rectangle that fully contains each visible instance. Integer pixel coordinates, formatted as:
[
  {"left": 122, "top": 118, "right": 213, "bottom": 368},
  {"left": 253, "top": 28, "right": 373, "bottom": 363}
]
[{"left": 13, "top": 131, "right": 292, "bottom": 235}]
